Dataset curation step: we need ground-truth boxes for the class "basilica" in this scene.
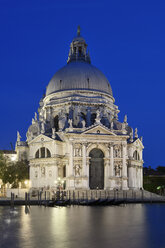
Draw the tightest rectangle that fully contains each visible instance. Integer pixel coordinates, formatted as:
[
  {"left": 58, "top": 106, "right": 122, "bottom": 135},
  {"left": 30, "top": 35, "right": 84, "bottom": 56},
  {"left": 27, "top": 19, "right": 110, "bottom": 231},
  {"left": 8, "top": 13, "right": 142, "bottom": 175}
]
[{"left": 16, "top": 27, "right": 144, "bottom": 191}]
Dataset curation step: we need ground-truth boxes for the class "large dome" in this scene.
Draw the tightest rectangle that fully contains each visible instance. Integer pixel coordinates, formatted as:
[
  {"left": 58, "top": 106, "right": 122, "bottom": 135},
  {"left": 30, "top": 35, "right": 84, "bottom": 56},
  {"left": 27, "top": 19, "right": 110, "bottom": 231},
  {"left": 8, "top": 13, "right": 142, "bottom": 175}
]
[
  {"left": 46, "top": 61, "right": 113, "bottom": 96},
  {"left": 46, "top": 27, "right": 113, "bottom": 97}
]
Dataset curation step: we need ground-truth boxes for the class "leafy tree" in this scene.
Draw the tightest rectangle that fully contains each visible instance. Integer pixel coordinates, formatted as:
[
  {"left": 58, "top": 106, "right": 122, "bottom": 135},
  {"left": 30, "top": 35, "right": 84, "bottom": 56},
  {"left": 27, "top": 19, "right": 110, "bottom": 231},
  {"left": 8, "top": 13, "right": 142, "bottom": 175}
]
[
  {"left": 0, "top": 151, "right": 6, "bottom": 180},
  {"left": 156, "top": 166, "right": 165, "bottom": 174},
  {"left": 0, "top": 152, "right": 29, "bottom": 188}
]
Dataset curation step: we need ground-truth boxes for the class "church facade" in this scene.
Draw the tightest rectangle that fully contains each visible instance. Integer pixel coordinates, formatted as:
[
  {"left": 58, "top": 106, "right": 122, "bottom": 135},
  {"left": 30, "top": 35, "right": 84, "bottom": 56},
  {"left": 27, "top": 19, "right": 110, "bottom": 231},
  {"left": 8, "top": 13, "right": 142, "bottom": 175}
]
[{"left": 16, "top": 28, "right": 144, "bottom": 191}]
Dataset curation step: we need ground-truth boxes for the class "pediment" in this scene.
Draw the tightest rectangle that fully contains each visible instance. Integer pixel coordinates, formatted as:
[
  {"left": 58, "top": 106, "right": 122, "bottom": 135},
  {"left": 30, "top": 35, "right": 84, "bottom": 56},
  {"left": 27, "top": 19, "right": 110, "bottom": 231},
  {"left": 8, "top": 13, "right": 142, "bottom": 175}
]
[
  {"left": 133, "top": 138, "right": 144, "bottom": 149},
  {"left": 82, "top": 124, "right": 116, "bottom": 136},
  {"left": 28, "top": 134, "right": 53, "bottom": 144}
]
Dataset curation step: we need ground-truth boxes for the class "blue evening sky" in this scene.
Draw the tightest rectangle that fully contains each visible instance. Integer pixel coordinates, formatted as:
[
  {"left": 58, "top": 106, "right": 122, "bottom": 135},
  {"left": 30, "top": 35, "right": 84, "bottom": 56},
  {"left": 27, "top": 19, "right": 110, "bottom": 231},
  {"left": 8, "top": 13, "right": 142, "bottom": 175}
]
[{"left": 0, "top": 0, "right": 165, "bottom": 168}]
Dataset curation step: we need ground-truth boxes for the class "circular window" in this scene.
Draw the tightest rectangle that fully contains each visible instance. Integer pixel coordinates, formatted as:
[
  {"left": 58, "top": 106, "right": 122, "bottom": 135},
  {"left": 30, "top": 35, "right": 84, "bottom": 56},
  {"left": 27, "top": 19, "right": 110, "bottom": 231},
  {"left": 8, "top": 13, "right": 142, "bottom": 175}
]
[
  {"left": 41, "top": 138, "right": 44, "bottom": 141},
  {"left": 97, "top": 130, "right": 100, "bottom": 134}
]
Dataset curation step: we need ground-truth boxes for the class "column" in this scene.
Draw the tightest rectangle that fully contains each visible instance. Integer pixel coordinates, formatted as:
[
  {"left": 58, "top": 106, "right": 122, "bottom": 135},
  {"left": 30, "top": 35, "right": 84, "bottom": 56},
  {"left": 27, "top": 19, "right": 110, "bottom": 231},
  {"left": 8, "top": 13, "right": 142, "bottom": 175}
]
[
  {"left": 138, "top": 167, "right": 141, "bottom": 189},
  {"left": 39, "top": 148, "right": 41, "bottom": 158},
  {"left": 140, "top": 166, "right": 143, "bottom": 189},
  {"left": 54, "top": 163, "right": 58, "bottom": 182},
  {"left": 104, "top": 159, "right": 110, "bottom": 189},
  {"left": 122, "top": 144, "right": 128, "bottom": 190},
  {"left": 82, "top": 143, "right": 88, "bottom": 189},
  {"left": 109, "top": 144, "right": 114, "bottom": 190},
  {"left": 134, "top": 167, "right": 137, "bottom": 189},
  {"left": 110, "top": 145, "right": 114, "bottom": 177},
  {"left": 128, "top": 166, "right": 134, "bottom": 188},
  {"left": 45, "top": 148, "right": 47, "bottom": 158},
  {"left": 68, "top": 142, "right": 75, "bottom": 189},
  {"left": 82, "top": 144, "right": 87, "bottom": 176},
  {"left": 69, "top": 143, "right": 74, "bottom": 176}
]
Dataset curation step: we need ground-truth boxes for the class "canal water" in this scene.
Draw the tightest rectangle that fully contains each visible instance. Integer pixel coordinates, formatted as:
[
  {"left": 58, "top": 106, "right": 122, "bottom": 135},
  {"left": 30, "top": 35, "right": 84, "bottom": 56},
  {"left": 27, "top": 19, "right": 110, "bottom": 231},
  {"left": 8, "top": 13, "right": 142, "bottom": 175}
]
[{"left": 0, "top": 204, "right": 165, "bottom": 248}]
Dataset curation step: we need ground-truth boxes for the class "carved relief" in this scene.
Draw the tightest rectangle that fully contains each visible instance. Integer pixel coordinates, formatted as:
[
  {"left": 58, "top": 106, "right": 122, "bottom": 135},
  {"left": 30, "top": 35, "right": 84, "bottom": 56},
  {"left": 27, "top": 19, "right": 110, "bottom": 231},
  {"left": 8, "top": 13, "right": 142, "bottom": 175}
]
[
  {"left": 41, "top": 167, "right": 45, "bottom": 177},
  {"left": 114, "top": 161, "right": 122, "bottom": 177},
  {"left": 74, "top": 145, "right": 82, "bottom": 157},
  {"left": 74, "top": 164, "right": 82, "bottom": 176},
  {"left": 113, "top": 145, "right": 122, "bottom": 158},
  {"left": 35, "top": 171, "right": 38, "bottom": 178}
]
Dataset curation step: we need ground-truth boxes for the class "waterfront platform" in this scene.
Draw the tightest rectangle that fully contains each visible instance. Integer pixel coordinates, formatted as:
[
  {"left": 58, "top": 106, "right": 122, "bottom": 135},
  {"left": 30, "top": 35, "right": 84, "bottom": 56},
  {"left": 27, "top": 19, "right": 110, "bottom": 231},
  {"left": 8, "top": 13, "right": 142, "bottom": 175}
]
[{"left": 0, "top": 189, "right": 165, "bottom": 206}]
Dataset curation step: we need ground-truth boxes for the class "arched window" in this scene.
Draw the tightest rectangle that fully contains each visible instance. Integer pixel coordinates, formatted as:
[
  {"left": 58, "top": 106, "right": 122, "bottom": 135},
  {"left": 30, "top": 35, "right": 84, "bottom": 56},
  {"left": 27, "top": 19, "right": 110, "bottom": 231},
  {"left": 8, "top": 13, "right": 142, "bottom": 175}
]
[
  {"left": 54, "top": 115, "right": 59, "bottom": 132},
  {"left": 47, "top": 149, "right": 51, "bottom": 158},
  {"left": 63, "top": 165, "right": 66, "bottom": 178},
  {"left": 35, "top": 147, "right": 51, "bottom": 159},
  {"left": 133, "top": 150, "right": 140, "bottom": 161},
  {"left": 35, "top": 150, "right": 39, "bottom": 158},
  {"left": 41, "top": 147, "right": 45, "bottom": 158},
  {"left": 78, "top": 47, "right": 82, "bottom": 55}
]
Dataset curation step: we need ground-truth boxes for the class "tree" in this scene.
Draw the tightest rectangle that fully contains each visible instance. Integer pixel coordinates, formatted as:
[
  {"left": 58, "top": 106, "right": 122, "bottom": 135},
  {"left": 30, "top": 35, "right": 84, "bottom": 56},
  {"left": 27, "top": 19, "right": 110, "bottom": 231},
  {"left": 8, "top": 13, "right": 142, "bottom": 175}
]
[
  {"left": 0, "top": 152, "right": 29, "bottom": 188},
  {"left": 156, "top": 166, "right": 165, "bottom": 174},
  {"left": 0, "top": 151, "right": 6, "bottom": 180}
]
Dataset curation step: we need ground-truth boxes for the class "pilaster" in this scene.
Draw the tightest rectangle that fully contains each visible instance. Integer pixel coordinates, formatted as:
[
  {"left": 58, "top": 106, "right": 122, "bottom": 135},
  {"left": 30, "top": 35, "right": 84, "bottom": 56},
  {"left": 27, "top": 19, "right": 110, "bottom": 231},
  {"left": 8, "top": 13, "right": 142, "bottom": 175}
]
[
  {"left": 122, "top": 143, "right": 128, "bottom": 190},
  {"left": 109, "top": 144, "right": 115, "bottom": 190}
]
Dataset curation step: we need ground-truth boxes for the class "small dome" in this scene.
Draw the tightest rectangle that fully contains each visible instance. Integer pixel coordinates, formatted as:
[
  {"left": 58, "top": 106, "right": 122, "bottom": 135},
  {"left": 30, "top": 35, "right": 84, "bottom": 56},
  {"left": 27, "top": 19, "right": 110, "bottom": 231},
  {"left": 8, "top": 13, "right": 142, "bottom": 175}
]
[{"left": 46, "top": 61, "right": 113, "bottom": 96}]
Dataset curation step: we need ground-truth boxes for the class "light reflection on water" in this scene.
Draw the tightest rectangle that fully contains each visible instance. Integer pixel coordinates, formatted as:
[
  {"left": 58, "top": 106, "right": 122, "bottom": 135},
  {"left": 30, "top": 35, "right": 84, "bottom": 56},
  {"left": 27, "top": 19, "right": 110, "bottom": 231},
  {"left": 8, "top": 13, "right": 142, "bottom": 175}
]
[{"left": 0, "top": 204, "right": 165, "bottom": 248}]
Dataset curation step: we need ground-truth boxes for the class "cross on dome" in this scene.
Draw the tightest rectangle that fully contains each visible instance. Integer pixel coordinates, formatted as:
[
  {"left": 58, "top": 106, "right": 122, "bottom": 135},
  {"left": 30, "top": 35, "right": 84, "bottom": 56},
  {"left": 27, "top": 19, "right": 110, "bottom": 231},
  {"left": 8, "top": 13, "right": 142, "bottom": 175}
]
[{"left": 77, "top": 25, "right": 81, "bottom": 36}]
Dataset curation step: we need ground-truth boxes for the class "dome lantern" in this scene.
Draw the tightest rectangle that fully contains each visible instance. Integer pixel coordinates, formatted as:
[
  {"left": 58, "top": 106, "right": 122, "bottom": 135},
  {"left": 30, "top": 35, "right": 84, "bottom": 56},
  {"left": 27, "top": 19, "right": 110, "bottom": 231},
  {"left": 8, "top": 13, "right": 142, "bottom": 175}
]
[{"left": 67, "top": 26, "right": 91, "bottom": 64}]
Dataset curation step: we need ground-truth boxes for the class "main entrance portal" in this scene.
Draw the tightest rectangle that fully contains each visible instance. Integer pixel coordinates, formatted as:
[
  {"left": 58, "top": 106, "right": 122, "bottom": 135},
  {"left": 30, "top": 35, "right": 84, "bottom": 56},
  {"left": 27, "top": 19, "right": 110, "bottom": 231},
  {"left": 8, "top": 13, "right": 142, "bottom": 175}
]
[{"left": 89, "top": 148, "right": 104, "bottom": 189}]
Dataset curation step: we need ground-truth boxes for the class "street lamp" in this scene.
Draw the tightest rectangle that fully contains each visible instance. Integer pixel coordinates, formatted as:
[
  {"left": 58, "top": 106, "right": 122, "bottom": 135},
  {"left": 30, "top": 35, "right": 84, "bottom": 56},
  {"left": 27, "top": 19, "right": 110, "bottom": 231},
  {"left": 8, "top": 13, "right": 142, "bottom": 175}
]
[{"left": 54, "top": 177, "right": 65, "bottom": 200}]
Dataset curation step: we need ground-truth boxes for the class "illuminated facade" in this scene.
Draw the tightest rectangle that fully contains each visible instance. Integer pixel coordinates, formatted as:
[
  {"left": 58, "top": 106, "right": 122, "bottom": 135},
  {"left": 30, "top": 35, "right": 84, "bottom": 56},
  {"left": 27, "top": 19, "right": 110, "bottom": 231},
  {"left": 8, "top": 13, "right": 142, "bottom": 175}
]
[{"left": 16, "top": 27, "right": 144, "bottom": 190}]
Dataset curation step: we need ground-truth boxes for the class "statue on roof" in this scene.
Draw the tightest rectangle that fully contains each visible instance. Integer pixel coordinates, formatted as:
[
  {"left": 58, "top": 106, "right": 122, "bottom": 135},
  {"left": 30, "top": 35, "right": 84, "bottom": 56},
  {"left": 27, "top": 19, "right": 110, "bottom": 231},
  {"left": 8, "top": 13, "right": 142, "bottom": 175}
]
[
  {"left": 124, "top": 115, "right": 127, "bottom": 124},
  {"left": 135, "top": 128, "right": 138, "bottom": 138},
  {"left": 17, "top": 131, "right": 21, "bottom": 142},
  {"left": 35, "top": 112, "right": 38, "bottom": 121}
]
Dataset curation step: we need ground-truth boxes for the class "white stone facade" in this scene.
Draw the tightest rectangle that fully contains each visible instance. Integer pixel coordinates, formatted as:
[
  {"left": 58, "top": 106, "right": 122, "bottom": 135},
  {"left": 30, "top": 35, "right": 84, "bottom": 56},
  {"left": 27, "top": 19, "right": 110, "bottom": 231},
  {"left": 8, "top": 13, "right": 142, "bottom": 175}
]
[{"left": 16, "top": 28, "right": 144, "bottom": 191}]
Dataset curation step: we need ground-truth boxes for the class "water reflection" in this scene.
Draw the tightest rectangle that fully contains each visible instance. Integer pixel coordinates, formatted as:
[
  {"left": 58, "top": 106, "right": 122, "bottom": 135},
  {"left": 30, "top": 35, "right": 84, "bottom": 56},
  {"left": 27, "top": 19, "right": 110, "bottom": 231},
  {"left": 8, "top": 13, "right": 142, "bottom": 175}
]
[{"left": 0, "top": 204, "right": 165, "bottom": 248}]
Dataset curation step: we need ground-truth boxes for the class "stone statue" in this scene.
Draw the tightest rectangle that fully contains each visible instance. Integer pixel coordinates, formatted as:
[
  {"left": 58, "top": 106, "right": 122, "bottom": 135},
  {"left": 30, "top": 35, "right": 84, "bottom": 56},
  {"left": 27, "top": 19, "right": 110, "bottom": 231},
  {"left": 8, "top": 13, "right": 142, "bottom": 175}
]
[
  {"left": 17, "top": 131, "right": 21, "bottom": 142},
  {"left": 68, "top": 119, "right": 73, "bottom": 128},
  {"left": 95, "top": 109, "right": 101, "bottom": 124},
  {"left": 82, "top": 119, "right": 86, "bottom": 128},
  {"left": 140, "top": 136, "right": 143, "bottom": 142},
  {"left": 26, "top": 129, "right": 32, "bottom": 141},
  {"left": 58, "top": 109, "right": 67, "bottom": 130},
  {"left": 111, "top": 121, "right": 114, "bottom": 130},
  {"left": 32, "top": 118, "right": 35, "bottom": 125},
  {"left": 114, "top": 162, "right": 121, "bottom": 177},
  {"left": 35, "top": 112, "right": 37, "bottom": 121},
  {"left": 124, "top": 115, "right": 127, "bottom": 123},
  {"left": 135, "top": 128, "right": 138, "bottom": 138},
  {"left": 74, "top": 164, "right": 81, "bottom": 176},
  {"left": 114, "top": 146, "right": 121, "bottom": 158},
  {"left": 114, "top": 112, "right": 118, "bottom": 120},
  {"left": 130, "top": 129, "right": 133, "bottom": 142},
  {"left": 39, "top": 108, "right": 44, "bottom": 122},
  {"left": 52, "top": 128, "right": 55, "bottom": 139},
  {"left": 73, "top": 105, "right": 80, "bottom": 126},
  {"left": 41, "top": 122, "right": 45, "bottom": 134}
]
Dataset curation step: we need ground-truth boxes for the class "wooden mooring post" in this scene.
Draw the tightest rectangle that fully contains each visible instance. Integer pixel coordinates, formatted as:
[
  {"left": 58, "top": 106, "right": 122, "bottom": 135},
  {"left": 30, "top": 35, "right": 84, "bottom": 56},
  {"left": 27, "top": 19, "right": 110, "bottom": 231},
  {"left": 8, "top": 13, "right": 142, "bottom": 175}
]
[
  {"left": 141, "top": 190, "right": 144, "bottom": 202},
  {"left": 38, "top": 191, "right": 40, "bottom": 205},
  {"left": 11, "top": 193, "right": 14, "bottom": 208},
  {"left": 25, "top": 192, "right": 28, "bottom": 206}
]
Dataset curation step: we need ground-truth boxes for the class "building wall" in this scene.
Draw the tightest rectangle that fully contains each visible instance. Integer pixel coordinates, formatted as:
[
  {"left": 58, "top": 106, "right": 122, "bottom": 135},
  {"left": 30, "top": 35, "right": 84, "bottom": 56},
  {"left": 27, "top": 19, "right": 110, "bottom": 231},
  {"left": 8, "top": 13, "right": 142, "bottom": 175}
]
[{"left": 25, "top": 132, "right": 143, "bottom": 190}]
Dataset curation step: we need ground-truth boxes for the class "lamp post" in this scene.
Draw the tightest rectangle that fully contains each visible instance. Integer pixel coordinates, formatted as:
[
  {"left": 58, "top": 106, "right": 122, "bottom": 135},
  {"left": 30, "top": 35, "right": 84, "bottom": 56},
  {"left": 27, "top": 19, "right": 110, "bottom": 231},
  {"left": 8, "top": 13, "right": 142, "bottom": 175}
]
[{"left": 54, "top": 177, "right": 64, "bottom": 200}]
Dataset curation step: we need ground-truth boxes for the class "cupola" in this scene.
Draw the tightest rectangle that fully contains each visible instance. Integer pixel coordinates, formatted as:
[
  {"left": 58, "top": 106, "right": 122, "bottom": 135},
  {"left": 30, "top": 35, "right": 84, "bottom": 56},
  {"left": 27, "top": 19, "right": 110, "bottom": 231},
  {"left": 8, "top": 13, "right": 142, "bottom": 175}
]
[{"left": 67, "top": 26, "right": 91, "bottom": 64}]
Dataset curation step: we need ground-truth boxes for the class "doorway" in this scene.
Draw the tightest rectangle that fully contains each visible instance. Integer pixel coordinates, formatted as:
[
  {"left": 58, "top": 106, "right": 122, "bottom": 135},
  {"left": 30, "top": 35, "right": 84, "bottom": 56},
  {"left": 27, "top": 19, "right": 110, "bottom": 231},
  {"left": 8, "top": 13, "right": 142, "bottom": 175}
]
[{"left": 89, "top": 148, "right": 104, "bottom": 189}]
